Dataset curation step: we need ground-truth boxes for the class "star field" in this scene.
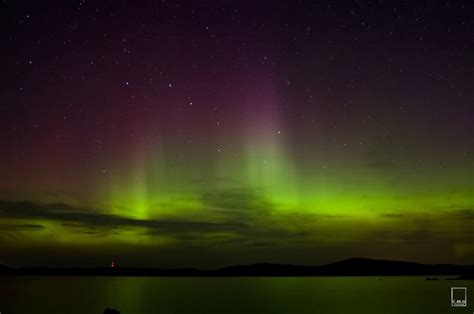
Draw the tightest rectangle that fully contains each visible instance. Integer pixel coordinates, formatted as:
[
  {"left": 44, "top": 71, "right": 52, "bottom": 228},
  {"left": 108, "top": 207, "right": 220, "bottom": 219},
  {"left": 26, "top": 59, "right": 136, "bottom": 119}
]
[{"left": 0, "top": 1, "right": 473, "bottom": 268}]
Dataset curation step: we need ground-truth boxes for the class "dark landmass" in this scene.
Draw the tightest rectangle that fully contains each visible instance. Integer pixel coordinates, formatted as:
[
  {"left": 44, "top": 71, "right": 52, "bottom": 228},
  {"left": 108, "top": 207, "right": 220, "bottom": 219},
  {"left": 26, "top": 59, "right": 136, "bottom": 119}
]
[{"left": 1, "top": 258, "right": 473, "bottom": 277}]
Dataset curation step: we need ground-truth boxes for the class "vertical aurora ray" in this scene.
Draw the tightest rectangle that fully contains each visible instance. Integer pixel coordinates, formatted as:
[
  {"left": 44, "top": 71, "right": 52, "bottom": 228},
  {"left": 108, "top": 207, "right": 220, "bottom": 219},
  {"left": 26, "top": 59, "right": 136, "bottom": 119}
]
[
  {"left": 103, "top": 127, "right": 170, "bottom": 220},
  {"left": 240, "top": 79, "right": 299, "bottom": 210},
  {"left": 96, "top": 71, "right": 472, "bottom": 224},
  {"left": 1, "top": 1, "right": 473, "bottom": 267}
]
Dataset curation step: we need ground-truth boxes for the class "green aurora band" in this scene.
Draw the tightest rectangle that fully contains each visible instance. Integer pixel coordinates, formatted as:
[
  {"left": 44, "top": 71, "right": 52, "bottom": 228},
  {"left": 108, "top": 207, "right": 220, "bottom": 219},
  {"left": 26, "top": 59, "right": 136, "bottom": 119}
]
[{"left": 0, "top": 1, "right": 473, "bottom": 267}]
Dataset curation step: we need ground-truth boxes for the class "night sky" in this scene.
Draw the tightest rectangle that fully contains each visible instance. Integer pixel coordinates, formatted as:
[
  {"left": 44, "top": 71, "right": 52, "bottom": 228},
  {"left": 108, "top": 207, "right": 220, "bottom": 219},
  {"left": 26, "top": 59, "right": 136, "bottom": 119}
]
[{"left": 0, "top": 1, "right": 473, "bottom": 268}]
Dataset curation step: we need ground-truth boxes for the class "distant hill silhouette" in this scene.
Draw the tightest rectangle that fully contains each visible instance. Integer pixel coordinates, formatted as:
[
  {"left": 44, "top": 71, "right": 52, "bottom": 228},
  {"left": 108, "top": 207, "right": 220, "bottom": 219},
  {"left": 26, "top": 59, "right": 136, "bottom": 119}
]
[
  {"left": 1, "top": 258, "right": 473, "bottom": 277},
  {"left": 213, "top": 258, "right": 473, "bottom": 276}
]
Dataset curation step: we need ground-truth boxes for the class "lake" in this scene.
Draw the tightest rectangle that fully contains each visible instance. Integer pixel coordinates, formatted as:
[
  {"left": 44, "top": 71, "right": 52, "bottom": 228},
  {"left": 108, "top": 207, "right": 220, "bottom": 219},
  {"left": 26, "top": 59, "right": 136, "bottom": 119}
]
[{"left": 0, "top": 276, "right": 472, "bottom": 313}]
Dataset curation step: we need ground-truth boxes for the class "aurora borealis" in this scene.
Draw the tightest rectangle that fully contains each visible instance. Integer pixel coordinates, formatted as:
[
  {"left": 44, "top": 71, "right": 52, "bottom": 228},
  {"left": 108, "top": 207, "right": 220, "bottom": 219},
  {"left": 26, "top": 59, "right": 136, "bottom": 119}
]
[{"left": 0, "top": 1, "right": 473, "bottom": 268}]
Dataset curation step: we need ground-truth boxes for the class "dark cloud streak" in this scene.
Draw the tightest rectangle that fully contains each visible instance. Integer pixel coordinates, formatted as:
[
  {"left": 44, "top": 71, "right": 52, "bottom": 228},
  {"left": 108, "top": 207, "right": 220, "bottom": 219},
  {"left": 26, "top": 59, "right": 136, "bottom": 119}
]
[{"left": 0, "top": 200, "right": 246, "bottom": 234}]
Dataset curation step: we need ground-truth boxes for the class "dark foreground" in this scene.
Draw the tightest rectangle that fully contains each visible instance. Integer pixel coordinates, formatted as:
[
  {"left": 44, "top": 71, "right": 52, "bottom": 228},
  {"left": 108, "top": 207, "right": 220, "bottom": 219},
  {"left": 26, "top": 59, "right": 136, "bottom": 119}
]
[{"left": 1, "top": 276, "right": 473, "bottom": 314}]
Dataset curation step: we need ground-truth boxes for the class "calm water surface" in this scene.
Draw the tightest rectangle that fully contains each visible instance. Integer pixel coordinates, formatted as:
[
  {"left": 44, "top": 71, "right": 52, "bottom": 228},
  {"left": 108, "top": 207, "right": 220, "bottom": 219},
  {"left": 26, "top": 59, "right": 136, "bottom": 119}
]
[{"left": 1, "top": 276, "right": 472, "bottom": 313}]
